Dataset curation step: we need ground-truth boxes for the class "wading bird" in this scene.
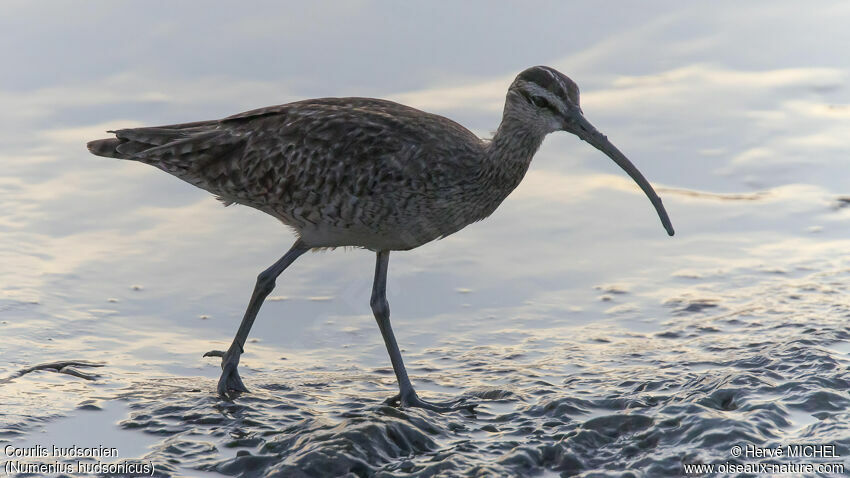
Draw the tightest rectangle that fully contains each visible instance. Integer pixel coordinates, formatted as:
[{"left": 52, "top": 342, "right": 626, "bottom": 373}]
[{"left": 88, "top": 66, "right": 674, "bottom": 412}]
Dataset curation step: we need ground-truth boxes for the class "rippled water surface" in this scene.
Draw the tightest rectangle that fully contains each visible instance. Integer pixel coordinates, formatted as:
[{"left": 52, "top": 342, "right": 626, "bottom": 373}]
[{"left": 2, "top": 1, "right": 850, "bottom": 477}]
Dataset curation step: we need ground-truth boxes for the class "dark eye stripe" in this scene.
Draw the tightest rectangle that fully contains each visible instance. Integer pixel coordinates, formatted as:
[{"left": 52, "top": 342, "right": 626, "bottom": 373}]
[
  {"left": 530, "top": 95, "right": 550, "bottom": 109},
  {"left": 520, "top": 89, "right": 556, "bottom": 112}
]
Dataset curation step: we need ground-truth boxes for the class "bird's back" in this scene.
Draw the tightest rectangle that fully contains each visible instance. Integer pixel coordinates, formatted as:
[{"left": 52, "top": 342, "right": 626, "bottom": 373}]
[{"left": 88, "top": 98, "right": 491, "bottom": 250}]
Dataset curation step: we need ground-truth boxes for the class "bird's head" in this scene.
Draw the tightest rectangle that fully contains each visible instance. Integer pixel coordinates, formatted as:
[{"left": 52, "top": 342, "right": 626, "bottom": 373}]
[
  {"left": 506, "top": 65, "right": 674, "bottom": 236},
  {"left": 506, "top": 65, "right": 582, "bottom": 135}
]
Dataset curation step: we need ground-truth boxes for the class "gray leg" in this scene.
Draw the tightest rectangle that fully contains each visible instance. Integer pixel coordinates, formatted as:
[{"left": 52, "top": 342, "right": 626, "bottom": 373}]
[
  {"left": 371, "top": 250, "right": 474, "bottom": 412},
  {"left": 204, "top": 240, "right": 309, "bottom": 397}
]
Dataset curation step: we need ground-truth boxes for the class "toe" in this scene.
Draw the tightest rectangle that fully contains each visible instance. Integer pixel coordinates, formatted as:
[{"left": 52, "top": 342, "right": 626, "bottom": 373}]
[
  {"left": 229, "top": 372, "right": 248, "bottom": 393},
  {"left": 217, "top": 371, "right": 248, "bottom": 396},
  {"left": 216, "top": 376, "right": 231, "bottom": 396},
  {"left": 214, "top": 358, "right": 250, "bottom": 397},
  {"left": 398, "top": 394, "right": 476, "bottom": 413},
  {"left": 383, "top": 393, "right": 401, "bottom": 406}
]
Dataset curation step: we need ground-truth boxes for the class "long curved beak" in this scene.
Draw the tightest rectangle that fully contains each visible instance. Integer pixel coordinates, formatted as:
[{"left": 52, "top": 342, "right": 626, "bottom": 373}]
[{"left": 566, "top": 112, "right": 674, "bottom": 236}]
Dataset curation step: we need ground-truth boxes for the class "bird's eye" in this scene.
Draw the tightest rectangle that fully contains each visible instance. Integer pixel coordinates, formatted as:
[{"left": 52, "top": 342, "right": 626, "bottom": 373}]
[{"left": 530, "top": 95, "right": 550, "bottom": 109}]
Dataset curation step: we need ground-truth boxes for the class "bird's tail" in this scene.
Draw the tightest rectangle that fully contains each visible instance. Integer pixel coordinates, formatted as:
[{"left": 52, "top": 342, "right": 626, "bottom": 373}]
[
  {"left": 86, "top": 120, "right": 227, "bottom": 161},
  {"left": 86, "top": 121, "right": 250, "bottom": 205},
  {"left": 86, "top": 138, "right": 126, "bottom": 158}
]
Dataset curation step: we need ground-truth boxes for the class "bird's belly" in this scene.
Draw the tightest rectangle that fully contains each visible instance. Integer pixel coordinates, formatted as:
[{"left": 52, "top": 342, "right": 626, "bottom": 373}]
[
  {"left": 277, "top": 188, "right": 496, "bottom": 251},
  {"left": 294, "top": 206, "right": 475, "bottom": 251},
  {"left": 297, "top": 223, "right": 429, "bottom": 251}
]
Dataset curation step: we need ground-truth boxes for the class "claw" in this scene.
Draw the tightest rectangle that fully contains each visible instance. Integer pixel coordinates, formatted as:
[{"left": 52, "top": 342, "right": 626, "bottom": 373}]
[{"left": 204, "top": 345, "right": 249, "bottom": 397}]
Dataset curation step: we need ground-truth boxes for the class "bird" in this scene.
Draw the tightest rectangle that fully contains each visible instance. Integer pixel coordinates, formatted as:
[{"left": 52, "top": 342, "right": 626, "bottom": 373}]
[{"left": 87, "top": 66, "right": 674, "bottom": 412}]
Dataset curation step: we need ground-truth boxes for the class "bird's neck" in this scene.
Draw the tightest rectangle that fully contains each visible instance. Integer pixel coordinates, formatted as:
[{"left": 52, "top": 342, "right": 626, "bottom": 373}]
[{"left": 484, "top": 115, "right": 546, "bottom": 191}]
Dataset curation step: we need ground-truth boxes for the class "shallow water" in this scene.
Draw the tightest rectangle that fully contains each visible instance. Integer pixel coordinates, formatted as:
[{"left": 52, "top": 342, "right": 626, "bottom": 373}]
[{"left": 2, "top": 2, "right": 850, "bottom": 477}]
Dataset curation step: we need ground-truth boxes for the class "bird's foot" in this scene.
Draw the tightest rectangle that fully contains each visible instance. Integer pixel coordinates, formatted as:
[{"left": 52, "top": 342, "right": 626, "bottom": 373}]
[
  {"left": 384, "top": 392, "right": 476, "bottom": 413},
  {"left": 203, "top": 345, "right": 249, "bottom": 397}
]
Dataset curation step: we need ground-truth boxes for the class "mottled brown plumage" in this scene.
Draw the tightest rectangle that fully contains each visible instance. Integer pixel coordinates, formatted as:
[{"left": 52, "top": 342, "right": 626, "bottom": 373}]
[
  {"left": 92, "top": 98, "right": 505, "bottom": 250},
  {"left": 87, "top": 66, "right": 673, "bottom": 411}
]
